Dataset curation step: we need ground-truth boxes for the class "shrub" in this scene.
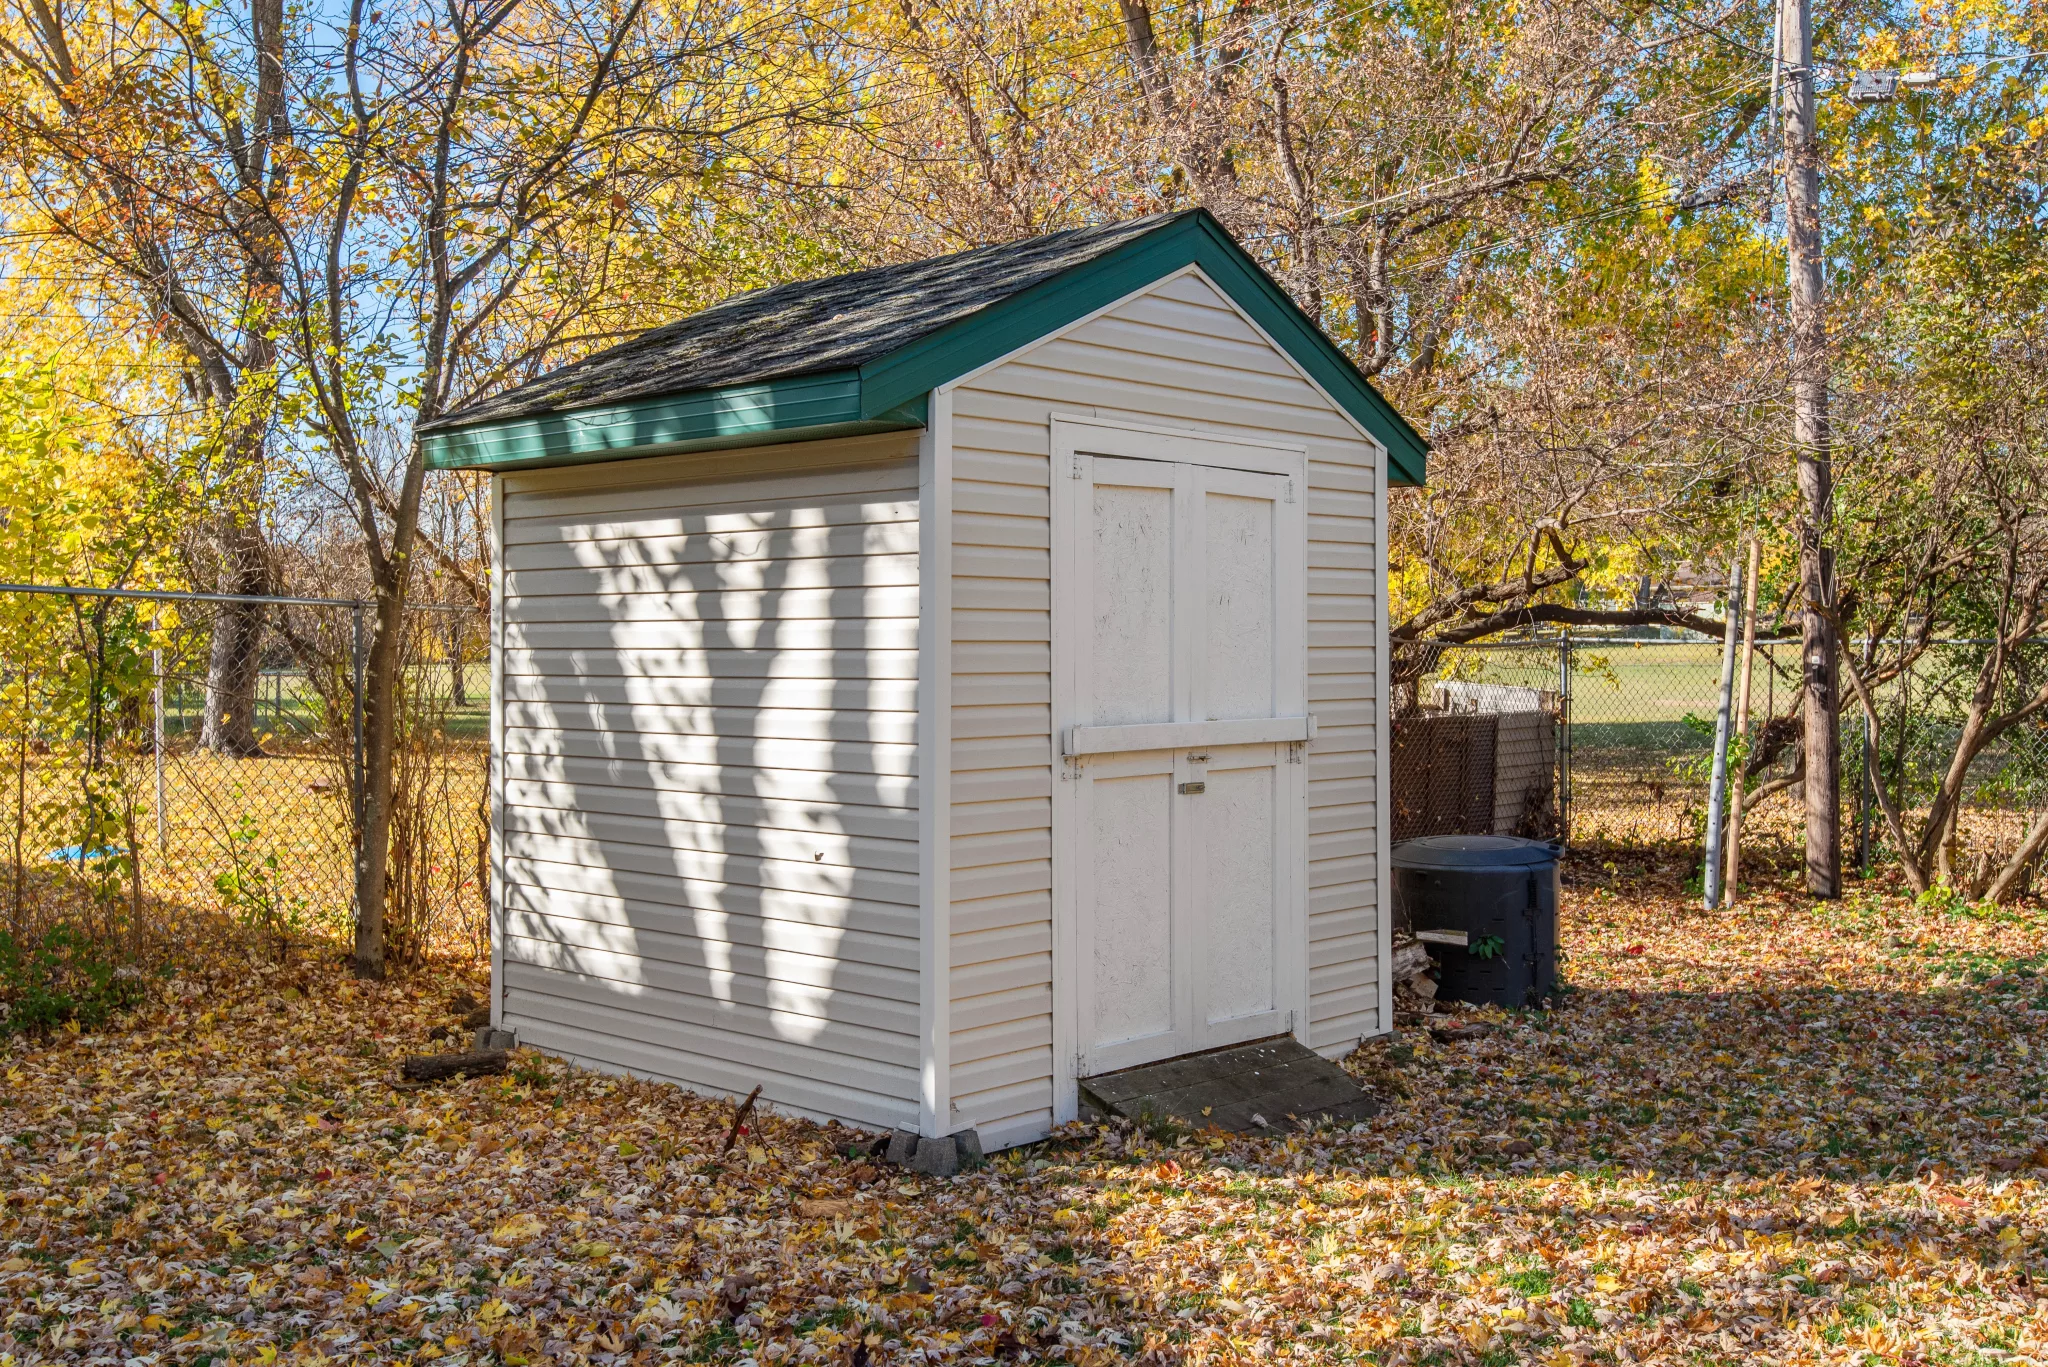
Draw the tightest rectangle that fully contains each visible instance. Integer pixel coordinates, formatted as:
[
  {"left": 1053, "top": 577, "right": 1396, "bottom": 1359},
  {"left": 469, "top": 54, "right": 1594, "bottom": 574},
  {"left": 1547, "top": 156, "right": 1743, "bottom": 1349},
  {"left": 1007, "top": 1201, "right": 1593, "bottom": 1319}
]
[{"left": 0, "top": 922, "right": 146, "bottom": 1036}]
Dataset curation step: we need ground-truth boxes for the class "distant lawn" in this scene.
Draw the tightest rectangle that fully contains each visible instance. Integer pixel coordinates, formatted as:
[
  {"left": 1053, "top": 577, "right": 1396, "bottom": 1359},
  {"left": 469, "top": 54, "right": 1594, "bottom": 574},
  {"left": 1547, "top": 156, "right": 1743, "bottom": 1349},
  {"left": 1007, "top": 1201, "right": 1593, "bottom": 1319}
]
[{"left": 157, "top": 662, "right": 489, "bottom": 743}]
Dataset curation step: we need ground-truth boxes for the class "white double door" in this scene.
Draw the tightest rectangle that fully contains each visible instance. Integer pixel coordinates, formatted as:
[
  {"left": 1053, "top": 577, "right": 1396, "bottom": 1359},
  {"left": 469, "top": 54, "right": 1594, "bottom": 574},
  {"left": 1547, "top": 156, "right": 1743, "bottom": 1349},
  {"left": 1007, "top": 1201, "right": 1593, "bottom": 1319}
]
[{"left": 1053, "top": 421, "right": 1309, "bottom": 1084}]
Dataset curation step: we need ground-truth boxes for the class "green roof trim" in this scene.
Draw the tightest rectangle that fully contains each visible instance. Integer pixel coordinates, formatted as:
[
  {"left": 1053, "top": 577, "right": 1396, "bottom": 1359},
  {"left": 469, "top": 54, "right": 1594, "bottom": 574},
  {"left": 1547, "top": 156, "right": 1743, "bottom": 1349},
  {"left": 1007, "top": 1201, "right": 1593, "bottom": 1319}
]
[
  {"left": 858, "top": 214, "right": 1426, "bottom": 485},
  {"left": 421, "top": 372, "right": 928, "bottom": 471},
  {"left": 425, "top": 212, "right": 1425, "bottom": 484}
]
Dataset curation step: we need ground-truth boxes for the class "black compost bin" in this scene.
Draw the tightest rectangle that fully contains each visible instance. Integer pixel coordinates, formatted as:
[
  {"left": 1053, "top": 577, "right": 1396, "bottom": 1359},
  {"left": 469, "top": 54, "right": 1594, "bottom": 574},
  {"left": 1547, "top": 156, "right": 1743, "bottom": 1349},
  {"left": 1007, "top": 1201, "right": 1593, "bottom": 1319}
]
[{"left": 1391, "top": 835, "right": 1560, "bottom": 1009}]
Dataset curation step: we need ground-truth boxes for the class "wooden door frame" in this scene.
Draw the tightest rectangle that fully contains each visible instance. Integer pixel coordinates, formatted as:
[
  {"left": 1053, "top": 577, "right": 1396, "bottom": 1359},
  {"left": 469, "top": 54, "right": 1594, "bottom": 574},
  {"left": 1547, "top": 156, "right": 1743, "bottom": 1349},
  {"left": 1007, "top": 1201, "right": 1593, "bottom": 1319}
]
[{"left": 1048, "top": 414, "right": 1311, "bottom": 1123}]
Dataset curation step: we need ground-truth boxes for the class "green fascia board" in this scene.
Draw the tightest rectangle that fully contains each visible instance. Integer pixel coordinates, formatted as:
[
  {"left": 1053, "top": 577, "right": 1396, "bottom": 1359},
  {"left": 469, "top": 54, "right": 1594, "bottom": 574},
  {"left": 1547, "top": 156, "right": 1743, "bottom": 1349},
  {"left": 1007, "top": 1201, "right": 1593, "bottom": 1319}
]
[
  {"left": 857, "top": 213, "right": 1427, "bottom": 486},
  {"left": 421, "top": 370, "right": 927, "bottom": 472}
]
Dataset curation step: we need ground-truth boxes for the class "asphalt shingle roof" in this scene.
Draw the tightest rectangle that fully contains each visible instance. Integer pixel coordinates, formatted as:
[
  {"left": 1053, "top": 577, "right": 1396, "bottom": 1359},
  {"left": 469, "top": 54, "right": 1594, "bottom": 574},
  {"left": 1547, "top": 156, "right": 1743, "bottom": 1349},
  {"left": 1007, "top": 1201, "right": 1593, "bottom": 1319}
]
[{"left": 422, "top": 212, "right": 1192, "bottom": 434}]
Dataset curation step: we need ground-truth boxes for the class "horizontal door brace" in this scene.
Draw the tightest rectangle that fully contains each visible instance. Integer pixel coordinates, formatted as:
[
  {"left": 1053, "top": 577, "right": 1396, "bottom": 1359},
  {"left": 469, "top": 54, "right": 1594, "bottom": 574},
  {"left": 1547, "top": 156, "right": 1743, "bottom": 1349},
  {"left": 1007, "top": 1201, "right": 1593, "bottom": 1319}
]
[{"left": 1064, "top": 715, "right": 1316, "bottom": 757}]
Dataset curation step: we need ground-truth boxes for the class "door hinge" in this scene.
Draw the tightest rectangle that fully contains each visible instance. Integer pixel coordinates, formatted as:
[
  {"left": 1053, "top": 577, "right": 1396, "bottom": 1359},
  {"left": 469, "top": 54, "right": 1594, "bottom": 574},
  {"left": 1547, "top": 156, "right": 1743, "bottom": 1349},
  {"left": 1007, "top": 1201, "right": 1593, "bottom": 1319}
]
[{"left": 1284, "top": 477, "right": 1297, "bottom": 504}]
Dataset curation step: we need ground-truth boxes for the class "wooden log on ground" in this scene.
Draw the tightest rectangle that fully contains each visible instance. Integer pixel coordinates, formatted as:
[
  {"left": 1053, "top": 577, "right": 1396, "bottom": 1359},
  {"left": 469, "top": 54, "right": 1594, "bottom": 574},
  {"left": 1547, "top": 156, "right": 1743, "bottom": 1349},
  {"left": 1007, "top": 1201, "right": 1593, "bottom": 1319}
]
[{"left": 401, "top": 1050, "right": 508, "bottom": 1083}]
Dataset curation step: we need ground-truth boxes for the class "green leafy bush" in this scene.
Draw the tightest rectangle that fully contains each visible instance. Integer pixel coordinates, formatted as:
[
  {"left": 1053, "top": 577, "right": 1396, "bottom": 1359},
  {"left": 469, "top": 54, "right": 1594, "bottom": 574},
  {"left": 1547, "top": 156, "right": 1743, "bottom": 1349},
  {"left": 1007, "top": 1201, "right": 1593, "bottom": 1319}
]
[
  {"left": 0, "top": 923, "right": 146, "bottom": 1036},
  {"left": 213, "top": 811, "right": 314, "bottom": 944}
]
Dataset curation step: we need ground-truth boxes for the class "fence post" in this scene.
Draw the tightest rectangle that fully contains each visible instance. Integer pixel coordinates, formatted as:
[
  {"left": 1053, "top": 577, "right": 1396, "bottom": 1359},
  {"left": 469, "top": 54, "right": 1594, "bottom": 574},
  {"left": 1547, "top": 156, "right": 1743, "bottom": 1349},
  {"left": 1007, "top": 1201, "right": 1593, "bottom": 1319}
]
[
  {"left": 151, "top": 614, "right": 166, "bottom": 853},
  {"left": 1557, "top": 630, "right": 1572, "bottom": 846},
  {"left": 1703, "top": 556, "right": 1744, "bottom": 909},
  {"left": 1723, "top": 538, "right": 1761, "bottom": 900},
  {"left": 350, "top": 604, "right": 367, "bottom": 860}
]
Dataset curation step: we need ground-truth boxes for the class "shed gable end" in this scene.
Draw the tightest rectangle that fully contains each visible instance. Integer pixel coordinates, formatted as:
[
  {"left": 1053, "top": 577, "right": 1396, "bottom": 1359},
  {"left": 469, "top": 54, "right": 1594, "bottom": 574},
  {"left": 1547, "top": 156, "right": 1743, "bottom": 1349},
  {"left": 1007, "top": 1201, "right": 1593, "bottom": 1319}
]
[{"left": 943, "top": 270, "right": 1388, "bottom": 1148}]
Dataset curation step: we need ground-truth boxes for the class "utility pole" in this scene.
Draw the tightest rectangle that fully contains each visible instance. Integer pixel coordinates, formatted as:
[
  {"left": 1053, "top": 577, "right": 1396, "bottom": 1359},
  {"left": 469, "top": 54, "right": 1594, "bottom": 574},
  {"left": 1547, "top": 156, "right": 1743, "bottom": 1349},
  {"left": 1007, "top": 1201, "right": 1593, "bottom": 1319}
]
[{"left": 1780, "top": 0, "right": 1839, "bottom": 896}]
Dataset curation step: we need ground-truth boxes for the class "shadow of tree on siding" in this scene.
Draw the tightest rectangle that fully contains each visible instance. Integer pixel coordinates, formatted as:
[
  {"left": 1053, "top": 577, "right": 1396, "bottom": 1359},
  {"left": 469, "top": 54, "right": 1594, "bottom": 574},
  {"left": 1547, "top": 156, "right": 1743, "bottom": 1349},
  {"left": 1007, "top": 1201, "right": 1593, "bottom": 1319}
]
[{"left": 497, "top": 441, "right": 924, "bottom": 1131}]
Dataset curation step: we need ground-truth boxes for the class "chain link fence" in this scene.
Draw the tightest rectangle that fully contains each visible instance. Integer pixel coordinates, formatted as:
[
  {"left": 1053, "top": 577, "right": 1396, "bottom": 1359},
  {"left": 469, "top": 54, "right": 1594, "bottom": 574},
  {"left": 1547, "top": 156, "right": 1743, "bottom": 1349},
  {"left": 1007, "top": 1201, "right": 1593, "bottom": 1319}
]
[
  {"left": 0, "top": 585, "right": 489, "bottom": 964},
  {"left": 1394, "top": 633, "right": 2048, "bottom": 893},
  {"left": 12, "top": 592, "right": 2048, "bottom": 970},
  {"left": 1852, "top": 640, "right": 2048, "bottom": 894},
  {"left": 1558, "top": 637, "right": 1803, "bottom": 854}
]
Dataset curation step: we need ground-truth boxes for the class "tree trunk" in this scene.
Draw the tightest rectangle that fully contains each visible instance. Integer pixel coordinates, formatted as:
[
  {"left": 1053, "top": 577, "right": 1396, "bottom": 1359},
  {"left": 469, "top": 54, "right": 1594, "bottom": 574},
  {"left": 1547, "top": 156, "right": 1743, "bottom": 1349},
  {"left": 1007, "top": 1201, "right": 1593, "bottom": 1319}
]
[
  {"left": 199, "top": 513, "right": 270, "bottom": 757},
  {"left": 352, "top": 583, "right": 408, "bottom": 979},
  {"left": 1782, "top": 0, "right": 1838, "bottom": 897},
  {"left": 1936, "top": 801, "right": 1964, "bottom": 887},
  {"left": 1836, "top": 644, "right": 1929, "bottom": 894},
  {"left": 351, "top": 436, "right": 433, "bottom": 980},
  {"left": 449, "top": 617, "right": 468, "bottom": 707},
  {"left": 1987, "top": 807, "right": 2048, "bottom": 904}
]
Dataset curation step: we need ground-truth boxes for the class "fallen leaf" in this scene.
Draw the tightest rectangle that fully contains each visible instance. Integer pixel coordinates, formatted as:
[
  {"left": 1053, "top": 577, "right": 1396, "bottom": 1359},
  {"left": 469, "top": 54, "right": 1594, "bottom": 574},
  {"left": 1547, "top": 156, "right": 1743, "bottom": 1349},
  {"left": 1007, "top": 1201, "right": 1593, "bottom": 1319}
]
[
  {"left": 3, "top": 872, "right": 2042, "bottom": 1367},
  {"left": 491, "top": 1212, "right": 544, "bottom": 1245},
  {"left": 797, "top": 1198, "right": 852, "bottom": 1218}
]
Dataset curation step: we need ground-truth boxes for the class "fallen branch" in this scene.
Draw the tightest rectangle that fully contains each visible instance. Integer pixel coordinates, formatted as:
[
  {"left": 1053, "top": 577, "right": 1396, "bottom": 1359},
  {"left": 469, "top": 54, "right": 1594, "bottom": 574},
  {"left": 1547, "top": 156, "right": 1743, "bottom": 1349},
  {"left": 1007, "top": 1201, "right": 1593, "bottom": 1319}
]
[
  {"left": 401, "top": 1050, "right": 508, "bottom": 1083},
  {"left": 722, "top": 1085, "right": 762, "bottom": 1154}
]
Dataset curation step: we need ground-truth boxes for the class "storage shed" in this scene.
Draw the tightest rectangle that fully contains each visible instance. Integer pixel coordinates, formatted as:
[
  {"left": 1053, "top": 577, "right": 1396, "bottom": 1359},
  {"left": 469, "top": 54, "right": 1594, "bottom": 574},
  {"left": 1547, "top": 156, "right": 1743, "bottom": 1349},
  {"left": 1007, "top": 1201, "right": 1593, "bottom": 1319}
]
[{"left": 420, "top": 210, "right": 1427, "bottom": 1151}]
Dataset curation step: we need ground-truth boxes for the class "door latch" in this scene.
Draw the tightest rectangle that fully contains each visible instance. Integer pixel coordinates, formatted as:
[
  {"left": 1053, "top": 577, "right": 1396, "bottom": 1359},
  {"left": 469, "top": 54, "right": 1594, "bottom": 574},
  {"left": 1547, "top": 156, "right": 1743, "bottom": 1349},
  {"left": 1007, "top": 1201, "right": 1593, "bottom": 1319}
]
[{"left": 1178, "top": 781, "right": 1206, "bottom": 795}]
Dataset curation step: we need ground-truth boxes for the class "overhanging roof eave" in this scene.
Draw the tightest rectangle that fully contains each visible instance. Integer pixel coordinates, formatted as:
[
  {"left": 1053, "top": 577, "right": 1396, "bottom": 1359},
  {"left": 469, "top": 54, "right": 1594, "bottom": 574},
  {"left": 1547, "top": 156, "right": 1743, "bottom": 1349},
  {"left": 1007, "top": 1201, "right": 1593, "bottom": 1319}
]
[
  {"left": 421, "top": 371, "right": 929, "bottom": 472},
  {"left": 423, "top": 213, "right": 1428, "bottom": 484}
]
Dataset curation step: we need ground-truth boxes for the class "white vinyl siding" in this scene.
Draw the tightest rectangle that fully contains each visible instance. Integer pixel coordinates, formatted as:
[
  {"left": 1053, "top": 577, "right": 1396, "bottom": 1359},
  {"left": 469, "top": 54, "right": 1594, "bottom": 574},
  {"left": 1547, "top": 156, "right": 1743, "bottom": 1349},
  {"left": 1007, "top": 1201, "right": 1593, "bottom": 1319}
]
[
  {"left": 496, "top": 434, "right": 924, "bottom": 1130},
  {"left": 945, "top": 270, "right": 1384, "bottom": 1148}
]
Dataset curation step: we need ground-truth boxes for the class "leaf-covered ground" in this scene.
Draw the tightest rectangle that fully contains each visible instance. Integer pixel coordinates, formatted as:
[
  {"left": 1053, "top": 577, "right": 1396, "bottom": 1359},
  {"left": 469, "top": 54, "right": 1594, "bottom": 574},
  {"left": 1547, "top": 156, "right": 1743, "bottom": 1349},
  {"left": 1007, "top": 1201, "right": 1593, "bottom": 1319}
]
[{"left": 6, "top": 868, "right": 2048, "bottom": 1366}]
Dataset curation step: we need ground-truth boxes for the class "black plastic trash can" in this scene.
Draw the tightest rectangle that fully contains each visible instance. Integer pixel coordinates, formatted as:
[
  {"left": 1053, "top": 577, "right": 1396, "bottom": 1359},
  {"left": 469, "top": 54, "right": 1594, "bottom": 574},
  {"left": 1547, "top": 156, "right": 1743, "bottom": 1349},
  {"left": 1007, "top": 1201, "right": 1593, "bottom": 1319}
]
[{"left": 1391, "top": 834, "right": 1560, "bottom": 1008}]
